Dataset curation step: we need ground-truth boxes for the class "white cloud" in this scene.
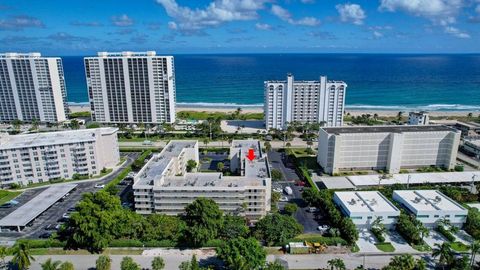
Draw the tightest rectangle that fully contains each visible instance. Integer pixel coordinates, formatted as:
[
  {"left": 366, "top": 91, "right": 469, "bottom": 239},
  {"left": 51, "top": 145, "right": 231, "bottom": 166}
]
[
  {"left": 157, "top": 0, "right": 269, "bottom": 31},
  {"left": 379, "top": 0, "right": 469, "bottom": 38},
  {"left": 444, "top": 26, "right": 470, "bottom": 38},
  {"left": 271, "top": 4, "right": 320, "bottom": 26},
  {"left": 301, "top": 0, "right": 315, "bottom": 3},
  {"left": 336, "top": 3, "right": 366, "bottom": 25},
  {"left": 111, "top": 14, "right": 134, "bottom": 27},
  {"left": 168, "top": 21, "right": 177, "bottom": 30},
  {"left": 255, "top": 23, "right": 272, "bottom": 30},
  {"left": 373, "top": 31, "right": 383, "bottom": 38}
]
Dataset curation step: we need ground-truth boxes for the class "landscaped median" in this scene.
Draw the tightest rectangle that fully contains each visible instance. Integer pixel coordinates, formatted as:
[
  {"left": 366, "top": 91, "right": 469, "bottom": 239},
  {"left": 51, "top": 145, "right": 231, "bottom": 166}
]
[{"left": 0, "top": 190, "right": 22, "bottom": 205}]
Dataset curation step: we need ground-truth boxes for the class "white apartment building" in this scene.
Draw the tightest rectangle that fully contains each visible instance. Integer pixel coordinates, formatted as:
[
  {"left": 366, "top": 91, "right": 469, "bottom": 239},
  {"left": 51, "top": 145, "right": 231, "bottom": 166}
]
[
  {"left": 333, "top": 191, "right": 400, "bottom": 228},
  {"left": 84, "top": 51, "right": 176, "bottom": 124},
  {"left": 0, "top": 128, "right": 119, "bottom": 186},
  {"left": 0, "top": 53, "right": 68, "bottom": 123},
  {"left": 408, "top": 111, "right": 429, "bottom": 125},
  {"left": 393, "top": 190, "right": 468, "bottom": 227},
  {"left": 133, "top": 140, "right": 271, "bottom": 221},
  {"left": 264, "top": 74, "right": 347, "bottom": 130},
  {"left": 317, "top": 125, "right": 461, "bottom": 174}
]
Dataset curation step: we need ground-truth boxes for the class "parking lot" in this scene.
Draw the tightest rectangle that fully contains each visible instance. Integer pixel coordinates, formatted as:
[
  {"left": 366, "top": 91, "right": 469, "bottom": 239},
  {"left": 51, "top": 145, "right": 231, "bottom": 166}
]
[
  {"left": 268, "top": 150, "right": 299, "bottom": 182},
  {"left": 0, "top": 152, "right": 137, "bottom": 240},
  {"left": 199, "top": 152, "right": 230, "bottom": 172}
]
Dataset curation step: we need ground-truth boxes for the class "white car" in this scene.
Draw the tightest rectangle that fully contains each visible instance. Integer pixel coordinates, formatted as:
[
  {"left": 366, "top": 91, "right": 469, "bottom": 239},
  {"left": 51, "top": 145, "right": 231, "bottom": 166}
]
[
  {"left": 94, "top": 184, "right": 105, "bottom": 189},
  {"left": 273, "top": 188, "right": 283, "bottom": 193},
  {"left": 279, "top": 196, "right": 289, "bottom": 202}
]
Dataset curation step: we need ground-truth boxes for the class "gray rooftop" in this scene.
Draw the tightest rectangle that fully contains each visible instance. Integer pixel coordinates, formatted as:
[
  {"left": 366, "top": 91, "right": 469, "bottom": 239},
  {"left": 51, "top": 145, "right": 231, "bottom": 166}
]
[
  {"left": 0, "top": 128, "right": 118, "bottom": 150},
  {"left": 0, "top": 184, "right": 77, "bottom": 228},
  {"left": 322, "top": 125, "right": 455, "bottom": 135}
]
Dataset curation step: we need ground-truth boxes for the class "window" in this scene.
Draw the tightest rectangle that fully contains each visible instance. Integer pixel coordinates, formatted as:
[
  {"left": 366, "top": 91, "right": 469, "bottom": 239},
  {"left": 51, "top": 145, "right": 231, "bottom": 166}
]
[
  {"left": 455, "top": 215, "right": 467, "bottom": 218},
  {"left": 351, "top": 216, "right": 362, "bottom": 220},
  {"left": 417, "top": 215, "right": 429, "bottom": 218}
]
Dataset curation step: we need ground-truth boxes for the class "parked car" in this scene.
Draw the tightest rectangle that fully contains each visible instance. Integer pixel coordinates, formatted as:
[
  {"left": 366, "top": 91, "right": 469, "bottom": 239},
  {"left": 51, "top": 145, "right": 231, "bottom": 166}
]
[
  {"left": 39, "top": 232, "right": 52, "bottom": 239},
  {"left": 280, "top": 196, "right": 289, "bottom": 202},
  {"left": 295, "top": 180, "right": 306, "bottom": 186},
  {"left": 307, "top": 207, "right": 319, "bottom": 213},
  {"left": 284, "top": 186, "right": 293, "bottom": 195},
  {"left": 94, "top": 183, "right": 105, "bottom": 189},
  {"left": 62, "top": 213, "right": 70, "bottom": 219},
  {"left": 44, "top": 224, "right": 56, "bottom": 231}
]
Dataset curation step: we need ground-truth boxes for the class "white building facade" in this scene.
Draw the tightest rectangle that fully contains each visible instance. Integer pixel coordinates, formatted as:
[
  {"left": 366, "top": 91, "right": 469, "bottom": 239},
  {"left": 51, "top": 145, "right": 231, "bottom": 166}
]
[
  {"left": 0, "top": 128, "right": 119, "bottom": 186},
  {"left": 317, "top": 125, "right": 461, "bottom": 174},
  {"left": 133, "top": 140, "right": 271, "bottom": 221},
  {"left": 333, "top": 191, "right": 400, "bottom": 228},
  {"left": 84, "top": 51, "right": 176, "bottom": 124},
  {"left": 264, "top": 74, "right": 347, "bottom": 130},
  {"left": 0, "top": 53, "right": 68, "bottom": 123},
  {"left": 408, "top": 111, "right": 430, "bottom": 125},
  {"left": 393, "top": 190, "right": 468, "bottom": 227}
]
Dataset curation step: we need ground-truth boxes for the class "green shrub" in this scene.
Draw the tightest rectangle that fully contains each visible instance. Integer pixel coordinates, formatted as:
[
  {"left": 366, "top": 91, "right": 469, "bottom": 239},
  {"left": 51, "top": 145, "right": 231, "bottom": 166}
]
[
  {"left": 371, "top": 227, "right": 385, "bottom": 243},
  {"left": 108, "top": 239, "right": 144, "bottom": 247},
  {"left": 436, "top": 226, "right": 455, "bottom": 242}
]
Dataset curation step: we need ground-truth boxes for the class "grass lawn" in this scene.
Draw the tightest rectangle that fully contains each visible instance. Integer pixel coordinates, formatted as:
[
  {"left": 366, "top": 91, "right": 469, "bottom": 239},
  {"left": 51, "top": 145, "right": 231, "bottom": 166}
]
[
  {"left": 375, "top": 242, "right": 395, "bottom": 252},
  {"left": 264, "top": 247, "right": 284, "bottom": 255},
  {"left": 0, "top": 190, "right": 22, "bottom": 205},
  {"left": 289, "top": 148, "right": 316, "bottom": 158},
  {"left": 351, "top": 244, "right": 360, "bottom": 253},
  {"left": 451, "top": 241, "right": 470, "bottom": 252},
  {"left": 412, "top": 243, "right": 432, "bottom": 252}
]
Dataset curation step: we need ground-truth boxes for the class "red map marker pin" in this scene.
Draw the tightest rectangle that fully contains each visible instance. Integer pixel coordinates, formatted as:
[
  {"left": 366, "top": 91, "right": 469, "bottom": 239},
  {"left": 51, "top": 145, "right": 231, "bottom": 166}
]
[{"left": 246, "top": 148, "right": 256, "bottom": 161}]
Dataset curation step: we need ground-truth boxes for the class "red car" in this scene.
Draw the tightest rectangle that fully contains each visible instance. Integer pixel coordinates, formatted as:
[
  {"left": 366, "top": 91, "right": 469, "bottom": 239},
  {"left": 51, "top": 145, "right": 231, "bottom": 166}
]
[{"left": 295, "top": 180, "right": 305, "bottom": 186}]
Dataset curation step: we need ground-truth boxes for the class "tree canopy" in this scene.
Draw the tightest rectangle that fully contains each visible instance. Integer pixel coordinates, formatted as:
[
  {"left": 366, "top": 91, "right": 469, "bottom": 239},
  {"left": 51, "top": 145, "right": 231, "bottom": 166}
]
[
  {"left": 184, "top": 198, "right": 224, "bottom": 246},
  {"left": 253, "top": 213, "right": 303, "bottom": 246},
  {"left": 216, "top": 237, "right": 266, "bottom": 270}
]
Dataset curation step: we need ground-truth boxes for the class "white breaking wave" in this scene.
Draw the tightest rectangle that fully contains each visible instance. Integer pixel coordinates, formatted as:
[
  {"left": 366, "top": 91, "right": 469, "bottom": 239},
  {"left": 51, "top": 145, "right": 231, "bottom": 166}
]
[{"left": 346, "top": 104, "right": 480, "bottom": 111}]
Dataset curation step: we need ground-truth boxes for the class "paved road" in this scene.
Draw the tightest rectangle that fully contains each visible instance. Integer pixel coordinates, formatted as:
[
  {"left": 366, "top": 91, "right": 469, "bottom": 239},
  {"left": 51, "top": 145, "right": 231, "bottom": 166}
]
[
  {"left": 10, "top": 251, "right": 443, "bottom": 270},
  {"left": 0, "top": 153, "right": 138, "bottom": 241},
  {"left": 268, "top": 150, "right": 299, "bottom": 182}
]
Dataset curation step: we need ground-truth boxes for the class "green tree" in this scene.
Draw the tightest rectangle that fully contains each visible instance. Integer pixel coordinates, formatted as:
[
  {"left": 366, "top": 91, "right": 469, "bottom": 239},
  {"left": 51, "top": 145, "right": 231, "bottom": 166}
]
[
  {"left": 465, "top": 208, "right": 480, "bottom": 239},
  {"left": 327, "top": 258, "right": 346, "bottom": 270},
  {"left": 285, "top": 142, "right": 291, "bottom": 148},
  {"left": 217, "top": 162, "right": 224, "bottom": 172},
  {"left": 216, "top": 237, "right": 266, "bottom": 270},
  {"left": 178, "top": 255, "right": 201, "bottom": 270},
  {"left": 70, "top": 119, "right": 80, "bottom": 130},
  {"left": 264, "top": 260, "right": 285, "bottom": 270},
  {"left": 142, "top": 214, "right": 185, "bottom": 243},
  {"left": 95, "top": 255, "right": 112, "bottom": 270},
  {"left": 121, "top": 256, "right": 140, "bottom": 270},
  {"left": 151, "top": 257, "right": 165, "bottom": 270},
  {"left": 271, "top": 192, "right": 281, "bottom": 203},
  {"left": 31, "top": 118, "right": 39, "bottom": 130},
  {"left": 270, "top": 169, "right": 283, "bottom": 181},
  {"left": 301, "top": 188, "right": 319, "bottom": 206},
  {"left": 219, "top": 215, "right": 249, "bottom": 240},
  {"left": 470, "top": 241, "right": 480, "bottom": 268},
  {"left": 62, "top": 191, "right": 123, "bottom": 252},
  {"left": 86, "top": 122, "right": 101, "bottom": 129},
  {"left": 264, "top": 142, "right": 272, "bottom": 152},
  {"left": 283, "top": 203, "right": 298, "bottom": 216},
  {"left": 0, "top": 246, "right": 8, "bottom": 268},
  {"left": 12, "top": 242, "right": 35, "bottom": 270},
  {"left": 432, "top": 242, "right": 454, "bottom": 270},
  {"left": 382, "top": 254, "right": 421, "bottom": 270},
  {"left": 184, "top": 198, "right": 224, "bottom": 246},
  {"left": 12, "top": 119, "right": 22, "bottom": 131},
  {"left": 41, "top": 258, "right": 61, "bottom": 270},
  {"left": 186, "top": 160, "right": 197, "bottom": 172},
  {"left": 59, "top": 261, "right": 75, "bottom": 270},
  {"left": 253, "top": 213, "right": 303, "bottom": 246}
]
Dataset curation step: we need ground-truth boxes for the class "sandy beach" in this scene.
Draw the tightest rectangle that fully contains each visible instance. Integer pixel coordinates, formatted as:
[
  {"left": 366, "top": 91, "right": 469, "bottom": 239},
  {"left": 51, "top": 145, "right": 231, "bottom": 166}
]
[{"left": 69, "top": 104, "right": 479, "bottom": 118}]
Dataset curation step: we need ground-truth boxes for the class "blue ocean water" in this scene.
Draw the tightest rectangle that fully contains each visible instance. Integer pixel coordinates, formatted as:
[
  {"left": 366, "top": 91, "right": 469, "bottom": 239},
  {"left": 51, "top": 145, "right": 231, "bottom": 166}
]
[{"left": 63, "top": 54, "right": 480, "bottom": 111}]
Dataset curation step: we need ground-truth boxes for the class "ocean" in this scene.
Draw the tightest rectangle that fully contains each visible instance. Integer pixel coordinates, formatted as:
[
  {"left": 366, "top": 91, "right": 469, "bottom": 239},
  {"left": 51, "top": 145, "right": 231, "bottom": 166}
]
[{"left": 63, "top": 54, "right": 480, "bottom": 111}]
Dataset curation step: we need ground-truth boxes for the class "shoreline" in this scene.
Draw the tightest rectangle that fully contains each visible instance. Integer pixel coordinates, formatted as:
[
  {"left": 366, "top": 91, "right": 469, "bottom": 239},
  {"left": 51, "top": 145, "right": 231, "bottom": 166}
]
[{"left": 69, "top": 104, "right": 479, "bottom": 117}]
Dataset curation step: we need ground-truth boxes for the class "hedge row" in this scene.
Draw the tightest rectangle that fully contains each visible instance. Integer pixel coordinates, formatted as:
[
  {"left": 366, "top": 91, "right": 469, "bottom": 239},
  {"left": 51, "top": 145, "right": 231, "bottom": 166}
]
[
  {"left": 371, "top": 227, "right": 385, "bottom": 243},
  {"left": 436, "top": 225, "right": 455, "bottom": 242},
  {"left": 288, "top": 236, "right": 347, "bottom": 246}
]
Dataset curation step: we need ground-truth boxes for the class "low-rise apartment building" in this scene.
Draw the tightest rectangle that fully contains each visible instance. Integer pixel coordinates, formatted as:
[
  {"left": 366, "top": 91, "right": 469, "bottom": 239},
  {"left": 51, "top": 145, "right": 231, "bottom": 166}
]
[
  {"left": 133, "top": 140, "right": 271, "bottom": 221},
  {"left": 0, "top": 128, "right": 119, "bottom": 186},
  {"left": 333, "top": 191, "right": 400, "bottom": 228},
  {"left": 317, "top": 125, "right": 461, "bottom": 174},
  {"left": 408, "top": 111, "right": 429, "bottom": 125},
  {"left": 393, "top": 190, "right": 468, "bottom": 227}
]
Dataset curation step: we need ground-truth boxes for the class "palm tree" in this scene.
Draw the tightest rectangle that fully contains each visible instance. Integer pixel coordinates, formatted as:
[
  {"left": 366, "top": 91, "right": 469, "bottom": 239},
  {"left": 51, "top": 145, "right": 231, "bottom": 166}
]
[
  {"left": 371, "top": 217, "right": 387, "bottom": 237},
  {"left": 286, "top": 142, "right": 291, "bottom": 148},
  {"left": 31, "top": 118, "right": 39, "bottom": 131},
  {"left": 203, "top": 137, "right": 210, "bottom": 147},
  {"left": 264, "top": 141, "right": 272, "bottom": 152},
  {"left": 59, "top": 261, "right": 74, "bottom": 270},
  {"left": 327, "top": 258, "right": 346, "bottom": 270},
  {"left": 432, "top": 242, "right": 454, "bottom": 270},
  {"left": 470, "top": 240, "right": 480, "bottom": 268},
  {"left": 69, "top": 119, "right": 80, "bottom": 130},
  {"left": 41, "top": 258, "right": 61, "bottom": 270},
  {"left": 12, "top": 242, "right": 35, "bottom": 270},
  {"left": 437, "top": 217, "right": 451, "bottom": 229},
  {"left": 12, "top": 119, "right": 22, "bottom": 131},
  {"left": 397, "top": 111, "right": 403, "bottom": 121}
]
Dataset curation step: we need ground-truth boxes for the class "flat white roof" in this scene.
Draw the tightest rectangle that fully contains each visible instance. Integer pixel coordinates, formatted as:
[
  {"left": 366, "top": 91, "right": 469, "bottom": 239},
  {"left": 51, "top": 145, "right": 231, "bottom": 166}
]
[
  {"left": 346, "top": 171, "right": 480, "bottom": 187},
  {"left": 0, "top": 128, "right": 117, "bottom": 150},
  {"left": 393, "top": 190, "right": 467, "bottom": 213},
  {"left": 334, "top": 191, "right": 400, "bottom": 215},
  {"left": 0, "top": 184, "right": 77, "bottom": 228}
]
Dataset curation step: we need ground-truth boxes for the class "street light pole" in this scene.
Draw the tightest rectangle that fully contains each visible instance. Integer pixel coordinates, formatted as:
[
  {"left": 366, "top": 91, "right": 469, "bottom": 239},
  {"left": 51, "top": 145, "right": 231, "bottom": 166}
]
[{"left": 471, "top": 174, "right": 477, "bottom": 193}]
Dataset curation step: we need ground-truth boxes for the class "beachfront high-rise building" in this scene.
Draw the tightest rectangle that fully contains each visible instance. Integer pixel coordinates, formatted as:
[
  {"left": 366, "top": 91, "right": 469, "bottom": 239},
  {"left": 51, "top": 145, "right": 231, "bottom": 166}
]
[
  {"left": 84, "top": 51, "right": 176, "bottom": 124},
  {"left": 264, "top": 74, "right": 347, "bottom": 130},
  {"left": 0, "top": 53, "right": 68, "bottom": 123}
]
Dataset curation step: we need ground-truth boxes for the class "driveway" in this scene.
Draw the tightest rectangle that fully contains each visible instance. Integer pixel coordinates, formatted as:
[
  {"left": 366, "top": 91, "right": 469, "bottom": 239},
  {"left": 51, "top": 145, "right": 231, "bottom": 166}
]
[
  {"left": 455, "top": 230, "right": 473, "bottom": 245},
  {"left": 356, "top": 229, "right": 379, "bottom": 253},
  {"left": 384, "top": 231, "right": 416, "bottom": 253},
  {"left": 268, "top": 150, "right": 299, "bottom": 182},
  {"left": 423, "top": 230, "right": 448, "bottom": 248}
]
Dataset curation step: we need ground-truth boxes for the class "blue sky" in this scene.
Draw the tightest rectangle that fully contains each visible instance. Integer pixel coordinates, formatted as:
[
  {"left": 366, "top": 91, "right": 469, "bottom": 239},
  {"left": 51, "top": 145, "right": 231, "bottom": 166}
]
[{"left": 0, "top": 0, "right": 479, "bottom": 55}]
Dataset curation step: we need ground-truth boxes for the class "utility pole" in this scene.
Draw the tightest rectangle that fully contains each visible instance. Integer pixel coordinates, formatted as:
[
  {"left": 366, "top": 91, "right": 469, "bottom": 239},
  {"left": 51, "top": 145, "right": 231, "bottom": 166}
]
[{"left": 407, "top": 174, "right": 411, "bottom": 189}]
